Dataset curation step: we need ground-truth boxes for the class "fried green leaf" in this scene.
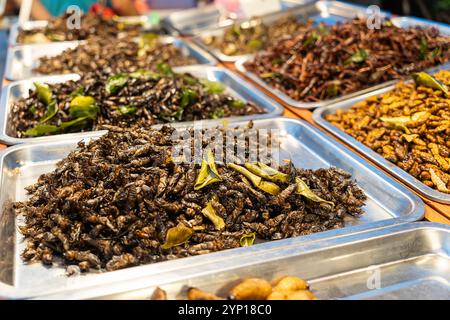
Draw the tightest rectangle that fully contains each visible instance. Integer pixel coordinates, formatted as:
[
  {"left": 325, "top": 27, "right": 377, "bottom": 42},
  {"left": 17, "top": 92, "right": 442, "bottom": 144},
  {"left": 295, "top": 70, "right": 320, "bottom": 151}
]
[
  {"left": 180, "top": 88, "right": 198, "bottom": 108},
  {"left": 211, "top": 108, "right": 225, "bottom": 119},
  {"left": 240, "top": 232, "right": 256, "bottom": 247},
  {"left": 60, "top": 116, "right": 90, "bottom": 130},
  {"left": 419, "top": 37, "right": 428, "bottom": 60},
  {"left": 247, "top": 39, "right": 263, "bottom": 50},
  {"left": 412, "top": 72, "right": 449, "bottom": 96},
  {"left": 139, "top": 33, "right": 159, "bottom": 48},
  {"left": 34, "top": 82, "right": 53, "bottom": 105},
  {"left": 229, "top": 99, "right": 246, "bottom": 109},
  {"left": 106, "top": 73, "right": 129, "bottom": 94},
  {"left": 402, "top": 133, "right": 419, "bottom": 143},
  {"left": 327, "top": 81, "right": 340, "bottom": 98},
  {"left": 69, "top": 86, "right": 85, "bottom": 97},
  {"left": 130, "top": 69, "right": 160, "bottom": 80},
  {"left": 380, "top": 111, "right": 430, "bottom": 127},
  {"left": 303, "top": 31, "right": 319, "bottom": 47},
  {"left": 227, "top": 163, "right": 280, "bottom": 195},
  {"left": 295, "top": 177, "right": 334, "bottom": 205},
  {"left": 244, "top": 162, "right": 289, "bottom": 183},
  {"left": 160, "top": 223, "right": 194, "bottom": 249}
]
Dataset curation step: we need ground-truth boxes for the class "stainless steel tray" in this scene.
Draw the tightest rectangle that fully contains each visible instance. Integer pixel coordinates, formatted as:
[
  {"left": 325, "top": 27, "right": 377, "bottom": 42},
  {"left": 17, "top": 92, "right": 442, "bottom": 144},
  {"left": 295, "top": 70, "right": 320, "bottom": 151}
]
[
  {"left": 313, "top": 85, "right": 450, "bottom": 204},
  {"left": 0, "top": 66, "right": 283, "bottom": 145},
  {"left": 234, "top": 2, "right": 450, "bottom": 109},
  {"left": 0, "top": 117, "right": 424, "bottom": 299},
  {"left": 161, "top": 5, "right": 235, "bottom": 36},
  {"left": 92, "top": 222, "right": 450, "bottom": 300},
  {"left": 192, "top": 0, "right": 378, "bottom": 63},
  {"left": 5, "top": 36, "right": 217, "bottom": 81},
  {"left": 9, "top": 16, "right": 165, "bottom": 46}
]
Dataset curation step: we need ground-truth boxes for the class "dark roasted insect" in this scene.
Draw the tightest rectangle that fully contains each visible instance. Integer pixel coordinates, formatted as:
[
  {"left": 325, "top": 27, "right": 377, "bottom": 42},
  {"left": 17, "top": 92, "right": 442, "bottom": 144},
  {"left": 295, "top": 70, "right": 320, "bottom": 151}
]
[
  {"left": 202, "top": 17, "right": 311, "bottom": 56},
  {"left": 9, "top": 69, "right": 264, "bottom": 138},
  {"left": 244, "top": 18, "right": 450, "bottom": 102},
  {"left": 15, "top": 123, "right": 366, "bottom": 272},
  {"left": 34, "top": 35, "right": 197, "bottom": 76},
  {"left": 326, "top": 70, "right": 450, "bottom": 193},
  {"left": 17, "top": 12, "right": 141, "bottom": 44}
]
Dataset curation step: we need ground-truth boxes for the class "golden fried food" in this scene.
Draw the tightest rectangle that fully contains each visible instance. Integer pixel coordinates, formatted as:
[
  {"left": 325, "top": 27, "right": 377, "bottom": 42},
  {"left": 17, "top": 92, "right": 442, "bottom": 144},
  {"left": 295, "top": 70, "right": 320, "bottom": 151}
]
[{"left": 326, "top": 70, "right": 450, "bottom": 193}]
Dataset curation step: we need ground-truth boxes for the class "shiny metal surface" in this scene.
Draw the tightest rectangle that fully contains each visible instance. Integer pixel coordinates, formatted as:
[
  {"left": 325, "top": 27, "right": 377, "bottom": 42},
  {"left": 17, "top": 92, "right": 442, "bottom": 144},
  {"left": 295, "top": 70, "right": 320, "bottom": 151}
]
[
  {"left": 95, "top": 223, "right": 450, "bottom": 300},
  {"left": 192, "top": 0, "right": 377, "bottom": 63},
  {"left": 313, "top": 85, "right": 450, "bottom": 204},
  {"left": 0, "top": 66, "right": 283, "bottom": 145},
  {"left": 234, "top": 4, "right": 450, "bottom": 109},
  {"left": 0, "top": 117, "right": 424, "bottom": 299},
  {"left": 4, "top": 36, "right": 217, "bottom": 81}
]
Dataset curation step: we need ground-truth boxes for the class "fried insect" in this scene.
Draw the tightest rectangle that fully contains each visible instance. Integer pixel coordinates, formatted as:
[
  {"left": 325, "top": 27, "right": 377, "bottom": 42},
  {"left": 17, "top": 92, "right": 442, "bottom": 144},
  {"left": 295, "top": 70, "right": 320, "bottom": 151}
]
[
  {"left": 245, "top": 18, "right": 450, "bottom": 102},
  {"left": 15, "top": 124, "right": 366, "bottom": 272},
  {"left": 9, "top": 70, "right": 264, "bottom": 138},
  {"left": 17, "top": 12, "right": 141, "bottom": 44}
]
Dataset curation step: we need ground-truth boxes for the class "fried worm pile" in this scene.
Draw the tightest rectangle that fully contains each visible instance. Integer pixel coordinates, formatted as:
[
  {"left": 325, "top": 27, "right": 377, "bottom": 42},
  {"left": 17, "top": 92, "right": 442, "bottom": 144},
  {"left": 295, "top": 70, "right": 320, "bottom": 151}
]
[
  {"left": 17, "top": 12, "right": 141, "bottom": 44},
  {"left": 244, "top": 18, "right": 450, "bottom": 102},
  {"left": 34, "top": 35, "right": 197, "bottom": 76},
  {"left": 10, "top": 69, "right": 263, "bottom": 138},
  {"left": 326, "top": 70, "right": 450, "bottom": 193},
  {"left": 16, "top": 124, "right": 366, "bottom": 272}
]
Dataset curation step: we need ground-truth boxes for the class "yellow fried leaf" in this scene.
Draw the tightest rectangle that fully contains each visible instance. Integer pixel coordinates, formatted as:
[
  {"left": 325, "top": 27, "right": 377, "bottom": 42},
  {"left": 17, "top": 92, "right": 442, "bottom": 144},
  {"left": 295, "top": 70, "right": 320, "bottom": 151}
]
[{"left": 202, "top": 197, "right": 225, "bottom": 230}]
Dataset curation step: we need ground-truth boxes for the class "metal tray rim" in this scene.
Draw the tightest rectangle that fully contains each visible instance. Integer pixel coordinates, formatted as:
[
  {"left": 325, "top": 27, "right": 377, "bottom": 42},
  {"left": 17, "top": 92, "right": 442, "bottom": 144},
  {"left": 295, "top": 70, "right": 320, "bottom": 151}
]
[
  {"left": 313, "top": 86, "right": 450, "bottom": 204},
  {"left": 0, "top": 116, "right": 425, "bottom": 299},
  {"left": 0, "top": 66, "right": 283, "bottom": 145}
]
